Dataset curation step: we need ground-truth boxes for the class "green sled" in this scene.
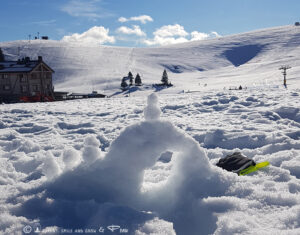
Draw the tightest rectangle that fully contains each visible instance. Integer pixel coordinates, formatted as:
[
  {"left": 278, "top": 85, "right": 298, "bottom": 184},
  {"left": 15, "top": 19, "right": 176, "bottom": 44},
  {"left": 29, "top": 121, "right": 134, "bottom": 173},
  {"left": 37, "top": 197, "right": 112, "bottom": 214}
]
[{"left": 239, "top": 161, "right": 270, "bottom": 176}]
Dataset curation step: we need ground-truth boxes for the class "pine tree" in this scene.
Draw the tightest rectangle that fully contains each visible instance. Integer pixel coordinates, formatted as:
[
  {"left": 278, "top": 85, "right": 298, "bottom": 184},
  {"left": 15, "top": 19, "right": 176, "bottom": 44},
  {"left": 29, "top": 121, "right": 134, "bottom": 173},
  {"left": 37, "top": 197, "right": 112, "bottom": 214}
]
[
  {"left": 0, "top": 48, "right": 4, "bottom": 62},
  {"left": 135, "top": 73, "right": 142, "bottom": 86},
  {"left": 121, "top": 77, "right": 128, "bottom": 90},
  {"left": 128, "top": 72, "right": 134, "bottom": 86},
  {"left": 161, "top": 69, "right": 168, "bottom": 85}
]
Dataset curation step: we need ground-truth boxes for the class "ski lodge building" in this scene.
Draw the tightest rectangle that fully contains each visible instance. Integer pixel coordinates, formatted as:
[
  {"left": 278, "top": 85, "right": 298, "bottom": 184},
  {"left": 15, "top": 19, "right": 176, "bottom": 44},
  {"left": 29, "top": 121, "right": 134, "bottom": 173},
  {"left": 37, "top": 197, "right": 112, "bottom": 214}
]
[{"left": 0, "top": 56, "right": 54, "bottom": 102}]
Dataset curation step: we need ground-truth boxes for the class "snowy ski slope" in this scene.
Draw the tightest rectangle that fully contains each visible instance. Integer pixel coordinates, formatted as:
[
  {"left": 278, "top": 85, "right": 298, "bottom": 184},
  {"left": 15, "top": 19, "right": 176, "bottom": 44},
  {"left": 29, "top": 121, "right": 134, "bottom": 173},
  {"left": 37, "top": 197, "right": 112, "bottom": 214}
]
[{"left": 1, "top": 25, "right": 300, "bottom": 94}]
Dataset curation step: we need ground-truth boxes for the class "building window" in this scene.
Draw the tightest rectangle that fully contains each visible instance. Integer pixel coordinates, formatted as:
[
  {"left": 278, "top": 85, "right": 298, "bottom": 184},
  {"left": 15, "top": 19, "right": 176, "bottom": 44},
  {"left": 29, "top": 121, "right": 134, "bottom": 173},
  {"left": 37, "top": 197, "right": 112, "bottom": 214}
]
[
  {"left": 21, "top": 85, "right": 27, "bottom": 93},
  {"left": 31, "top": 73, "right": 36, "bottom": 79},
  {"left": 46, "top": 73, "right": 51, "bottom": 79},
  {"left": 32, "top": 85, "right": 39, "bottom": 91},
  {"left": 3, "top": 85, "right": 10, "bottom": 90}
]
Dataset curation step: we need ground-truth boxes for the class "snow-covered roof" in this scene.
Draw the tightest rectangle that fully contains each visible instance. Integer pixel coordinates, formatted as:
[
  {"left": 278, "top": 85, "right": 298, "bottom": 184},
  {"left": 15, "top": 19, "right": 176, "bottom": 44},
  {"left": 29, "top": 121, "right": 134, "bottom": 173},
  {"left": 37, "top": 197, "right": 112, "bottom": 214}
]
[{"left": 0, "top": 58, "right": 53, "bottom": 73}]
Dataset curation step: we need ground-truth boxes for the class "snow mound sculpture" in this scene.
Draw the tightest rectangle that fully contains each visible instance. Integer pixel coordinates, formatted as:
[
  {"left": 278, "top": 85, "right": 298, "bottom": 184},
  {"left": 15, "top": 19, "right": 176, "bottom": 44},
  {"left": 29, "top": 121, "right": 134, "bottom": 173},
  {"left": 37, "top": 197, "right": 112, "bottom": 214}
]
[
  {"left": 144, "top": 93, "right": 161, "bottom": 120},
  {"left": 18, "top": 93, "right": 229, "bottom": 235}
]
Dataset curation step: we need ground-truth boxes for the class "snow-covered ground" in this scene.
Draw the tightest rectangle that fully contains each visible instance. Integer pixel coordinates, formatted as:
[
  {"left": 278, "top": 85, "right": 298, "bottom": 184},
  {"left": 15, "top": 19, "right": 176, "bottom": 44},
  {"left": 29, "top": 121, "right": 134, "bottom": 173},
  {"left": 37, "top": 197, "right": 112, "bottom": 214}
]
[
  {"left": 1, "top": 25, "right": 300, "bottom": 234},
  {"left": 1, "top": 87, "right": 300, "bottom": 234}
]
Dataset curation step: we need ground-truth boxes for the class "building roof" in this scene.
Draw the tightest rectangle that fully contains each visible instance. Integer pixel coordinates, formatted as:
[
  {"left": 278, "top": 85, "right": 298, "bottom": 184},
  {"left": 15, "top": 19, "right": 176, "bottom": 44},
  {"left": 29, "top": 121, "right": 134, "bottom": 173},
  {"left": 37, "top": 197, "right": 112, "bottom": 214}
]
[{"left": 0, "top": 57, "right": 54, "bottom": 73}]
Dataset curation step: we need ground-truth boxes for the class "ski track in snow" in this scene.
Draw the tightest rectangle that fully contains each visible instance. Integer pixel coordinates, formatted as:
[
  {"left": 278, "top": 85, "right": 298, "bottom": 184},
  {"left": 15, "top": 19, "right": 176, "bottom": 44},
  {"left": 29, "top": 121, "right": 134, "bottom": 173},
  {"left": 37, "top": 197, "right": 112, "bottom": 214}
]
[{"left": 0, "top": 88, "right": 300, "bottom": 235}]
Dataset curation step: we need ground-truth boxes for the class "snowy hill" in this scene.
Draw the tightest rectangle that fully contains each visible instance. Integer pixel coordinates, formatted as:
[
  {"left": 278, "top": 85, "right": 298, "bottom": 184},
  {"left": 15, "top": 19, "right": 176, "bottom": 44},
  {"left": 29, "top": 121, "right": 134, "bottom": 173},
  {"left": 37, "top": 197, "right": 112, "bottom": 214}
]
[{"left": 1, "top": 25, "right": 300, "bottom": 94}]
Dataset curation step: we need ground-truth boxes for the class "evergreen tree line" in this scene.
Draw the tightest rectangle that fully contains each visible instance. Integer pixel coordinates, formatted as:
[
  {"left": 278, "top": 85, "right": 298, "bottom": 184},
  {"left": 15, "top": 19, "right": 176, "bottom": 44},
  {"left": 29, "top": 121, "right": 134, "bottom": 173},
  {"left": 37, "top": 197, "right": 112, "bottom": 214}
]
[
  {"left": 120, "top": 69, "right": 172, "bottom": 90},
  {"left": 121, "top": 72, "right": 142, "bottom": 89}
]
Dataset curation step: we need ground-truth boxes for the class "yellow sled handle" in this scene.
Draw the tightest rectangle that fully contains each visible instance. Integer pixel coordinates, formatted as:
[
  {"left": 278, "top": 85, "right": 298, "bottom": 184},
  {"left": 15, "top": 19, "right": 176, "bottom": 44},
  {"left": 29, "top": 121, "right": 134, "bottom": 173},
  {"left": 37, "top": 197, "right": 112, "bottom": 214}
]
[{"left": 239, "top": 161, "right": 270, "bottom": 176}]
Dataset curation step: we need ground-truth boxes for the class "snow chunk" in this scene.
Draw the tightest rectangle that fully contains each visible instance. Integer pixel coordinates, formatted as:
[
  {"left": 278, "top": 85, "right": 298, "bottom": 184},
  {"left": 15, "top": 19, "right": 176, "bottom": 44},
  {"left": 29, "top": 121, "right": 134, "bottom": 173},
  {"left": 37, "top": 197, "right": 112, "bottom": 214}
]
[
  {"left": 144, "top": 93, "right": 161, "bottom": 121},
  {"left": 135, "top": 217, "right": 176, "bottom": 235},
  {"left": 84, "top": 135, "right": 100, "bottom": 147},
  {"left": 42, "top": 152, "right": 62, "bottom": 180},
  {"left": 204, "top": 129, "right": 225, "bottom": 148},
  {"left": 17, "top": 139, "right": 40, "bottom": 153},
  {"left": 82, "top": 135, "right": 102, "bottom": 164},
  {"left": 0, "top": 120, "right": 5, "bottom": 129},
  {"left": 281, "top": 160, "right": 300, "bottom": 179},
  {"left": 275, "top": 106, "right": 300, "bottom": 122},
  {"left": 0, "top": 212, "right": 29, "bottom": 234},
  {"left": 62, "top": 148, "right": 81, "bottom": 170}
]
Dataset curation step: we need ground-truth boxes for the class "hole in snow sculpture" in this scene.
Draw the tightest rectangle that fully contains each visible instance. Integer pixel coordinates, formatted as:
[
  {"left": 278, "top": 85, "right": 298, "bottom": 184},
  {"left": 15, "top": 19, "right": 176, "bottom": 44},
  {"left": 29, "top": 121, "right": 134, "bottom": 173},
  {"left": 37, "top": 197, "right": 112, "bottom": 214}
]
[{"left": 97, "top": 93, "right": 216, "bottom": 204}]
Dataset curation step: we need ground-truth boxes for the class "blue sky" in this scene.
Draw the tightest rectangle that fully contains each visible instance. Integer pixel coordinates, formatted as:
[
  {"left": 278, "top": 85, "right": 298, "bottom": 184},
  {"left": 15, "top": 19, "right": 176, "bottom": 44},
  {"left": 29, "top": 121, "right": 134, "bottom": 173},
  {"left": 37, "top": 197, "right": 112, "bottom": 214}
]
[{"left": 1, "top": 0, "right": 300, "bottom": 47}]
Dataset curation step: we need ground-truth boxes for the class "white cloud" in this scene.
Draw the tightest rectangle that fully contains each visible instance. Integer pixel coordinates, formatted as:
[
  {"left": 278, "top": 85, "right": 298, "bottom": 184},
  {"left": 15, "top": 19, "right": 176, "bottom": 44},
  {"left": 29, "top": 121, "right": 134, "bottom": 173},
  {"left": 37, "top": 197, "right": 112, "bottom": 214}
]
[
  {"left": 144, "top": 36, "right": 188, "bottom": 46},
  {"left": 143, "top": 24, "right": 221, "bottom": 46},
  {"left": 61, "top": 26, "right": 115, "bottom": 44},
  {"left": 211, "top": 31, "right": 221, "bottom": 38},
  {"left": 143, "top": 24, "right": 189, "bottom": 46},
  {"left": 118, "top": 17, "right": 127, "bottom": 23},
  {"left": 61, "top": 0, "right": 113, "bottom": 19},
  {"left": 191, "top": 31, "right": 221, "bottom": 41},
  {"left": 191, "top": 31, "right": 209, "bottom": 41},
  {"left": 118, "top": 15, "right": 153, "bottom": 24},
  {"left": 116, "top": 25, "right": 146, "bottom": 37},
  {"left": 154, "top": 24, "right": 188, "bottom": 38}
]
